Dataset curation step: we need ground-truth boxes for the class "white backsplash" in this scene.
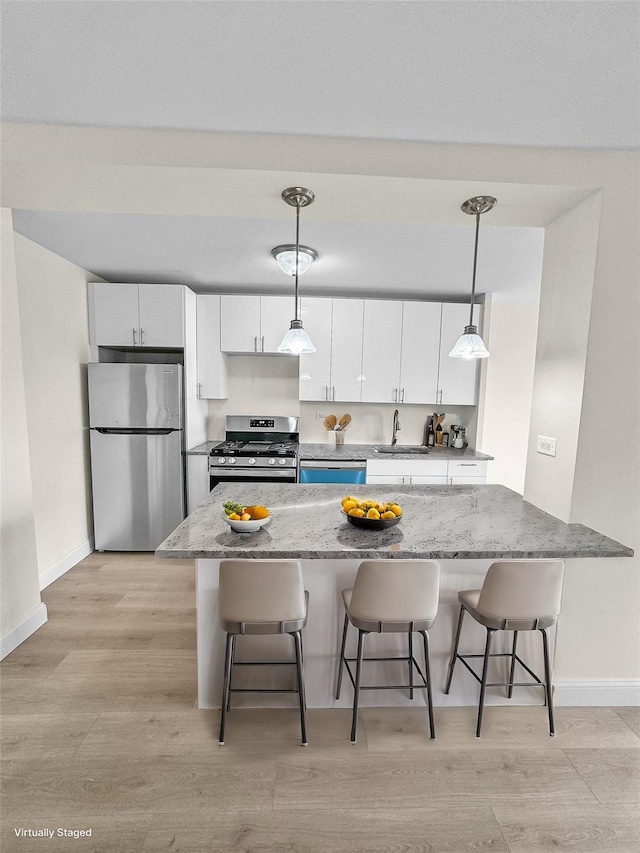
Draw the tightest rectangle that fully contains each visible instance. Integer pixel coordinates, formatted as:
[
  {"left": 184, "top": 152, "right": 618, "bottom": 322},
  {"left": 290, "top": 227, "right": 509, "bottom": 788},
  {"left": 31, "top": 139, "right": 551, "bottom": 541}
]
[{"left": 205, "top": 354, "right": 477, "bottom": 445}]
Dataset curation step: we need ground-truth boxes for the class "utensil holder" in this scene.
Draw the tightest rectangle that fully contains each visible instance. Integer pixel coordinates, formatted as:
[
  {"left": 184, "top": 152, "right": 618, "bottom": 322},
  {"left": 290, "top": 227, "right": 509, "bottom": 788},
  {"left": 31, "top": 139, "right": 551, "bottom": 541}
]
[{"left": 335, "top": 430, "right": 345, "bottom": 446}]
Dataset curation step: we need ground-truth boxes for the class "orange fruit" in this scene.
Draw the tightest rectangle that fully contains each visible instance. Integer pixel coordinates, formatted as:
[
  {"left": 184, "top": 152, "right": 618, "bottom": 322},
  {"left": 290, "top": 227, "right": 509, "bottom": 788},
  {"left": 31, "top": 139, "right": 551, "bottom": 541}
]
[{"left": 245, "top": 505, "right": 270, "bottom": 520}]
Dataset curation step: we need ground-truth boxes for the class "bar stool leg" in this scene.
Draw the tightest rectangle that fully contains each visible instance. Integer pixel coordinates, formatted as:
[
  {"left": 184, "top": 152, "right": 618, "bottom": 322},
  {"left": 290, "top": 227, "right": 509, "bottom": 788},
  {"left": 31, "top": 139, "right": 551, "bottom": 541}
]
[
  {"left": 476, "top": 627, "right": 496, "bottom": 738},
  {"left": 350, "top": 630, "right": 366, "bottom": 743},
  {"left": 508, "top": 631, "right": 518, "bottom": 698},
  {"left": 226, "top": 634, "right": 236, "bottom": 712},
  {"left": 408, "top": 632, "right": 414, "bottom": 700},
  {"left": 540, "top": 628, "right": 556, "bottom": 737},
  {"left": 219, "top": 632, "right": 234, "bottom": 745},
  {"left": 444, "top": 604, "right": 465, "bottom": 694},
  {"left": 292, "top": 630, "right": 308, "bottom": 747},
  {"left": 335, "top": 612, "right": 349, "bottom": 700},
  {"left": 420, "top": 630, "right": 436, "bottom": 739}
]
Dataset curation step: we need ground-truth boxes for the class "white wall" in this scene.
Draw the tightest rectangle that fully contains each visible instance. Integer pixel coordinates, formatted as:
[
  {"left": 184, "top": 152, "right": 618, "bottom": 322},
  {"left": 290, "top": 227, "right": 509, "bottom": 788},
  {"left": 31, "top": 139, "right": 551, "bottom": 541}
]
[
  {"left": 14, "top": 234, "right": 96, "bottom": 588},
  {"left": 480, "top": 300, "right": 540, "bottom": 493},
  {"left": 524, "top": 192, "right": 601, "bottom": 522},
  {"left": 0, "top": 211, "right": 46, "bottom": 658}
]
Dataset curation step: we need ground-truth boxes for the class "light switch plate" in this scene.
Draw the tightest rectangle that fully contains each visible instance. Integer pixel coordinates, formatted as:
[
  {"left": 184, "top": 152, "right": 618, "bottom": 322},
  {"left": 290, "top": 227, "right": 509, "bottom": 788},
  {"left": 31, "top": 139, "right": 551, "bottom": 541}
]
[{"left": 537, "top": 435, "right": 557, "bottom": 456}]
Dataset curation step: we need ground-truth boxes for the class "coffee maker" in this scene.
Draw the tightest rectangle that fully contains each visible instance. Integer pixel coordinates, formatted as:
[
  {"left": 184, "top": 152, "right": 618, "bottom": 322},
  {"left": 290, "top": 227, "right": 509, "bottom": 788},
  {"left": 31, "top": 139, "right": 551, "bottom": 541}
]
[{"left": 451, "top": 425, "right": 466, "bottom": 449}]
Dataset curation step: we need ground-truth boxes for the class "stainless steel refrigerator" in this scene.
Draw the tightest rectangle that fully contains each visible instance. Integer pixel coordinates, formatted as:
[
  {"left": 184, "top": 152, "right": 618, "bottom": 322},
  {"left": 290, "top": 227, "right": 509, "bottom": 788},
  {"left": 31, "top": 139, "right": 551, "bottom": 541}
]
[{"left": 88, "top": 363, "right": 185, "bottom": 551}]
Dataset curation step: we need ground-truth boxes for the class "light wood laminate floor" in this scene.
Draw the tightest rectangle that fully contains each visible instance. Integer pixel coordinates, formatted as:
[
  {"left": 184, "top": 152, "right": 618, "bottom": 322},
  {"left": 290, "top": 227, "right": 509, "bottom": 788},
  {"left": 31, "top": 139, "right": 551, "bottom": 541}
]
[{"left": 1, "top": 553, "right": 638, "bottom": 852}]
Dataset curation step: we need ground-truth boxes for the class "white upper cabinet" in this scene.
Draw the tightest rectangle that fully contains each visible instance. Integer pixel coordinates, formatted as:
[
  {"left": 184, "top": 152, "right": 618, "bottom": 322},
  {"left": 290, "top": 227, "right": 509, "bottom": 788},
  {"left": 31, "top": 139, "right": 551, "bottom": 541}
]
[
  {"left": 400, "top": 301, "right": 442, "bottom": 404},
  {"left": 220, "top": 295, "right": 291, "bottom": 353},
  {"left": 260, "top": 296, "right": 292, "bottom": 352},
  {"left": 196, "top": 295, "right": 228, "bottom": 399},
  {"left": 361, "top": 300, "right": 403, "bottom": 403},
  {"left": 437, "top": 302, "right": 482, "bottom": 405},
  {"left": 331, "top": 299, "right": 365, "bottom": 402},
  {"left": 89, "top": 283, "right": 185, "bottom": 348},
  {"left": 299, "top": 297, "right": 333, "bottom": 401}
]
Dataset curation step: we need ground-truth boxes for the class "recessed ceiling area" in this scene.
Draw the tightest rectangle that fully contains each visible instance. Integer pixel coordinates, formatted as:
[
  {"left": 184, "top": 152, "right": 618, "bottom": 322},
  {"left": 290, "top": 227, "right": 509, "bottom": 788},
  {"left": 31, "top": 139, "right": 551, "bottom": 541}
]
[{"left": 11, "top": 209, "right": 545, "bottom": 303}]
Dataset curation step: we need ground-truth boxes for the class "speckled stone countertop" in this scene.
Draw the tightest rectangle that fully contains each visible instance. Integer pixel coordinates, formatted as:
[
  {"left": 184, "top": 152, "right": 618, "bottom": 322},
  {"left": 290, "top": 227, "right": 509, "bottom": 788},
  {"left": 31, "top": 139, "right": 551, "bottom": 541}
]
[
  {"left": 156, "top": 483, "right": 632, "bottom": 560},
  {"left": 186, "top": 441, "right": 493, "bottom": 461},
  {"left": 297, "top": 443, "right": 493, "bottom": 462}
]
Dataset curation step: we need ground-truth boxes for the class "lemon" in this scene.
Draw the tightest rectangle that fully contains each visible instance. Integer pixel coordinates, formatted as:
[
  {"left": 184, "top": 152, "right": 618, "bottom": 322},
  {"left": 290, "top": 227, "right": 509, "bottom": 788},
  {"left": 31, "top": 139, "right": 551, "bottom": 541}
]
[
  {"left": 366, "top": 508, "right": 381, "bottom": 519},
  {"left": 389, "top": 504, "right": 403, "bottom": 517},
  {"left": 342, "top": 499, "right": 357, "bottom": 512},
  {"left": 381, "top": 511, "right": 396, "bottom": 519}
]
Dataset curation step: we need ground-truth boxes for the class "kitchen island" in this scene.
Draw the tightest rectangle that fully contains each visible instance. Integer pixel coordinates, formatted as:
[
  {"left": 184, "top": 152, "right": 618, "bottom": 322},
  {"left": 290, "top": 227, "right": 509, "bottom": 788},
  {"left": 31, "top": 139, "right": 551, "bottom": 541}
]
[{"left": 157, "top": 483, "right": 632, "bottom": 709}]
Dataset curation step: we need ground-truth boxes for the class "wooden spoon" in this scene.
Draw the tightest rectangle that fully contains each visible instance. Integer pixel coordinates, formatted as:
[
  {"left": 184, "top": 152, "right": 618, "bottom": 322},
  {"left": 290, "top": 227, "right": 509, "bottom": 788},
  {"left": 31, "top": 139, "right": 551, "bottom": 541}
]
[
  {"left": 326, "top": 414, "right": 337, "bottom": 429},
  {"left": 323, "top": 417, "right": 334, "bottom": 431},
  {"left": 339, "top": 414, "right": 351, "bottom": 430}
]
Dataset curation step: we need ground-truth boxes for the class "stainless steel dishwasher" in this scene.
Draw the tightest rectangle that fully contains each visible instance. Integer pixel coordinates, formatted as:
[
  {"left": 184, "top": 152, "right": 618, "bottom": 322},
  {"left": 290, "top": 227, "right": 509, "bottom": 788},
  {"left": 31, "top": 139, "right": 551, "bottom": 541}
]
[{"left": 298, "top": 459, "right": 366, "bottom": 485}]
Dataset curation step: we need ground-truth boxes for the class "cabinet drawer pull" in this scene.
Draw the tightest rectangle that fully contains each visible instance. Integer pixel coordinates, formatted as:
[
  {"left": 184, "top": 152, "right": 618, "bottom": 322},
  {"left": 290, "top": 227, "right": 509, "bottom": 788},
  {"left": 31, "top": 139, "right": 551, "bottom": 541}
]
[
  {"left": 132, "top": 328, "right": 137, "bottom": 345},
  {"left": 459, "top": 463, "right": 477, "bottom": 467}
]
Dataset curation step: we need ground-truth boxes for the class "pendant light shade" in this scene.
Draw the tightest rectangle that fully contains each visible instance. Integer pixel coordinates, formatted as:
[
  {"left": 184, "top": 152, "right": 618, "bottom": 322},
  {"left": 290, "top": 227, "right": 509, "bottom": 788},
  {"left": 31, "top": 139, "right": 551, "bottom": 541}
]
[
  {"left": 449, "top": 195, "right": 495, "bottom": 360},
  {"left": 277, "top": 187, "right": 317, "bottom": 355}
]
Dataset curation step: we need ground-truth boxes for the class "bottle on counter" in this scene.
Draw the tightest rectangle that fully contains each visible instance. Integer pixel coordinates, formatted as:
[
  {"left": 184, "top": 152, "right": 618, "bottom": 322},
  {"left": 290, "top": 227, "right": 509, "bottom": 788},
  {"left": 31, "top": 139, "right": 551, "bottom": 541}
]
[
  {"left": 426, "top": 417, "right": 435, "bottom": 447},
  {"left": 442, "top": 431, "right": 449, "bottom": 447}
]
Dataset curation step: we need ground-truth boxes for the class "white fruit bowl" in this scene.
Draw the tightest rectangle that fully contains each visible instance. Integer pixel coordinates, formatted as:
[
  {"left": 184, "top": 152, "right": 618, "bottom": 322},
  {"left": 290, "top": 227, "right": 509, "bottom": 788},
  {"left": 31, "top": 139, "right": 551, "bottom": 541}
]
[{"left": 222, "top": 513, "right": 271, "bottom": 533}]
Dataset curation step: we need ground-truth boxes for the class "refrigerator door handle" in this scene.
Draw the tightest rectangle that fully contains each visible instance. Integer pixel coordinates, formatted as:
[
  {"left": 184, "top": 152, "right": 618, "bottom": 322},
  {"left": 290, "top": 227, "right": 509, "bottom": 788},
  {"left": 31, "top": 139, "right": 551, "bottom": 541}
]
[{"left": 94, "top": 427, "right": 176, "bottom": 436}]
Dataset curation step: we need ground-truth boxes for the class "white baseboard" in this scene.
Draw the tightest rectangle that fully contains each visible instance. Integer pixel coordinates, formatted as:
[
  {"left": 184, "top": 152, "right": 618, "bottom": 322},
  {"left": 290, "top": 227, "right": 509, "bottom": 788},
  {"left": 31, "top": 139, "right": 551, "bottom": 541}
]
[
  {"left": 0, "top": 602, "right": 48, "bottom": 660},
  {"left": 39, "top": 537, "right": 94, "bottom": 590},
  {"left": 555, "top": 680, "right": 640, "bottom": 706}
]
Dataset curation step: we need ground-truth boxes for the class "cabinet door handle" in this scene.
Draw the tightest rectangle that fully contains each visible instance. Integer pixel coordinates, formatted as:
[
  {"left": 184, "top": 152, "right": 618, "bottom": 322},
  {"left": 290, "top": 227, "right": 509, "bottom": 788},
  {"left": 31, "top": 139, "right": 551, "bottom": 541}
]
[
  {"left": 132, "top": 328, "right": 137, "bottom": 345},
  {"left": 140, "top": 328, "right": 144, "bottom": 346},
  {"left": 261, "top": 336, "right": 265, "bottom": 352},
  {"left": 332, "top": 386, "right": 336, "bottom": 401},
  {"left": 198, "top": 383, "right": 202, "bottom": 398},
  {"left": 438, "top": 389, "right": 443, "bottom": 404},
  {"left": 254, "top": 336, "right": 258, "bottom": 352},
  {"left": 459, "top": 463, "right": 477, "bottom": 467},
  {"left": 401, "top": 388, "right": 405, "bottom": 403}
]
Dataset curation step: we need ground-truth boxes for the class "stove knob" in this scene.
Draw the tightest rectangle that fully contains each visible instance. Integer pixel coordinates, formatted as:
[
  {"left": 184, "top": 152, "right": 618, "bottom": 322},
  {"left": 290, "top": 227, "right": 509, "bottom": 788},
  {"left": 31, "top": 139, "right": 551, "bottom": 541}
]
[
  {"left": 278, "top": 458, "right": 287, "bottom": 465},
  {"left": 268, "top": 458, "right": 276, "bottom": 466},
  {"left": 217, "top": 457, "right": 226, "bottom": 464},
  {"left": 228, "top": 457, "right": 236, "bottom": 465},
  {"left": 248, "top": 458, "right": 256, "bottom": 465}
]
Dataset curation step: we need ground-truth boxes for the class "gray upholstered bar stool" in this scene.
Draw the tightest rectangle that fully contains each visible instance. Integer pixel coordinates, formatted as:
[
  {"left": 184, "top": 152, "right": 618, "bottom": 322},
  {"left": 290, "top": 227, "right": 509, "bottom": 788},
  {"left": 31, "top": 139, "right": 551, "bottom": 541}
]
[
  {"left": 444, "top": 559, "right": 565, "bottom": 738},
  {"left": 218, "top": 559, "right": 308, "bottom": 746},
  {"left": 336, "top": 559, "right": 441, "bottom": 743}
]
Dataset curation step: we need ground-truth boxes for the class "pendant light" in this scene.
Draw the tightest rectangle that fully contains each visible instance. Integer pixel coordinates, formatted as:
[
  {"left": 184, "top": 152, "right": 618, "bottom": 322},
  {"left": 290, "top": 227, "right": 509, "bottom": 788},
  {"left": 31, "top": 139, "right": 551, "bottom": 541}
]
[
  {"left": 277, "top": 187, "right": 317, "bottom": 355},
  {"left": 449, "top": 195, "right": 495, "bottom": 359},
  {"left": 271, "top": 244, "right": 317, "bottom": 277}
]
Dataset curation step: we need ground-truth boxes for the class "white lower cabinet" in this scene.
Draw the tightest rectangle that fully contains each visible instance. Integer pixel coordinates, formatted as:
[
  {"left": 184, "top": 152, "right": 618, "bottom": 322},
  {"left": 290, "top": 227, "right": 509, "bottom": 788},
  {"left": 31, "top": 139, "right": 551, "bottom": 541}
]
[
  {"left": 186, "top": 456, "right": 211, "bottom": 515},
  {"left": 366, "top": 458, "right": 487, "bottom": 485}
]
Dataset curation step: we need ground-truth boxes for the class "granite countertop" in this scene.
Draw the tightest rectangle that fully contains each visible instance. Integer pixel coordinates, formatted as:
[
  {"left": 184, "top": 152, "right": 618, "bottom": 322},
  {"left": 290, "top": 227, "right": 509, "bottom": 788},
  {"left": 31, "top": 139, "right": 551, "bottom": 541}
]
[
  {"left": 156, "top": 483, "right": 632, "bottom": 561},
  {"left": 186, "top": 441, "right": 493, "bottom": 461},
  {"left": 297, "top": 443, "right": 493, "bottom": 462}
]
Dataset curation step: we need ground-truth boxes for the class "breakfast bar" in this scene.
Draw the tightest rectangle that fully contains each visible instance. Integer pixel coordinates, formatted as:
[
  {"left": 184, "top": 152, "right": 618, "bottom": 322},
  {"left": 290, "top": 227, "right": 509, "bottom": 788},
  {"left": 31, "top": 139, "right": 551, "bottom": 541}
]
[{"left": 156, "top": 483, "right": 633, "bottom": 710}]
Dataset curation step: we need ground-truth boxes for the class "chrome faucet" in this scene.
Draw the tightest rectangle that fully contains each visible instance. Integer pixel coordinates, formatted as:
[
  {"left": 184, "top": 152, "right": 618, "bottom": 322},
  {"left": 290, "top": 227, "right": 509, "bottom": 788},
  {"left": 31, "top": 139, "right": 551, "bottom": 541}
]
[{"left": 391, "top": 409, "right": 401, "bottom": 446}]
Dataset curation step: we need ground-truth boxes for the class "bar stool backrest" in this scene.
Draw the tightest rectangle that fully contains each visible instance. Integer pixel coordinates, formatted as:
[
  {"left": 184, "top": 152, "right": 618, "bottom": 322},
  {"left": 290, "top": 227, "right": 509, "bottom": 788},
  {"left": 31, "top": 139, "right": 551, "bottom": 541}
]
[
  {"left": 219, "top": 559, "right": 306, "bottom": 624},
  {"left": 477, "top": 560, "right": 565, "bottom": 622},
  {"left": 349, "top": 560, "right": 440, "bottom": 623}
]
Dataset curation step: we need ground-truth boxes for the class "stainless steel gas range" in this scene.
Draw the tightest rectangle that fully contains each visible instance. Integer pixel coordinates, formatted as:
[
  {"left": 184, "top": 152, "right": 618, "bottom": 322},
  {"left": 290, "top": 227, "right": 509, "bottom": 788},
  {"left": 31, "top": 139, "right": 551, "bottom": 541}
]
[{"left": 208, "top": 415, "right": 299, "bottom": 489}]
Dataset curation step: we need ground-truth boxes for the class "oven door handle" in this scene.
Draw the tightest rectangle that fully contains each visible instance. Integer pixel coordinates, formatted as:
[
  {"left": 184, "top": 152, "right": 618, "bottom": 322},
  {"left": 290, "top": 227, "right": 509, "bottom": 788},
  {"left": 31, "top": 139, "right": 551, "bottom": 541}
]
[{"left": 208, "top": 467, "right": 295, "bottom": 479}]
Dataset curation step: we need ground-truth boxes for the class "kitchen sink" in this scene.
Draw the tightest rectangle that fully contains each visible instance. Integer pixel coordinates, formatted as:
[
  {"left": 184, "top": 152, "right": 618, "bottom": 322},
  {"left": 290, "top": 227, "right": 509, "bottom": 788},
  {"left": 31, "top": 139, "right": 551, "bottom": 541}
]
[{"left": 374, "top": 446, "right": 430, "bottom": 454}]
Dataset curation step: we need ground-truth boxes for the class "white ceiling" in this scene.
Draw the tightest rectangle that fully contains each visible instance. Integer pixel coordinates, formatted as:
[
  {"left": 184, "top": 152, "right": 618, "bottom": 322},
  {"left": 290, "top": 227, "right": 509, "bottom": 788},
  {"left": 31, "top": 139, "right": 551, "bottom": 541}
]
[{"left": 2, "top": 1, "right": 637, "bottom": 299}]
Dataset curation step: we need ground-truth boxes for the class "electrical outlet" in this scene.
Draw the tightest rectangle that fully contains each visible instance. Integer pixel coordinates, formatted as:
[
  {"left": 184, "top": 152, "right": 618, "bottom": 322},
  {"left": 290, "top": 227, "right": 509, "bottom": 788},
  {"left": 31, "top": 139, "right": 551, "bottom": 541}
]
[
  {"left": 317, "top": 412, "right": 327, "bottom": 420},
  {"left": 537, "top": 435, "right": 557, "bottom": 457}
]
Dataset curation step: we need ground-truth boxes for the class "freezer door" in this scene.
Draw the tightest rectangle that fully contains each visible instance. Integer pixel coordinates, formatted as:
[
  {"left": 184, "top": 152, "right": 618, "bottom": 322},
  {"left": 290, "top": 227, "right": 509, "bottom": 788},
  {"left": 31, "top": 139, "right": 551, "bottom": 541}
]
[
  {"left": 88, "top": 363, "right": 183, "bottom": 429},
  {"left": 90, "top": 429, "right": 185, "bottom": 551}
]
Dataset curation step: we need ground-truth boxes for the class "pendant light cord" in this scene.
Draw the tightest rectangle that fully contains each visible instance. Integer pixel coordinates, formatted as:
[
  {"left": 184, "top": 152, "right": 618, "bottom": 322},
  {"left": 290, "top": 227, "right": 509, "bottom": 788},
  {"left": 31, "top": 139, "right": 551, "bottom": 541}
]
[
  {"left": 469, "top": 211, "right": 480, "bottom": 328},
  {"left": 294, "top": 202, "right": 300, "bottom": 322}
]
